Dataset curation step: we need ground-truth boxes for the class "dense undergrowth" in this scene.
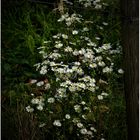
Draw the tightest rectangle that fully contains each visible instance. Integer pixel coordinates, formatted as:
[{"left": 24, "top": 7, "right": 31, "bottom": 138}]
[{"left": 2, "top": 0, "right": 127, "bottom": 140}]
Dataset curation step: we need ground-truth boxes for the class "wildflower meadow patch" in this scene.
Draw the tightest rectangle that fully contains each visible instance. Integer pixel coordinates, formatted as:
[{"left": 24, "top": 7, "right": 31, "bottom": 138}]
[
  {"left": 25, "top": 0, "right": 124, "bottom": 139},
  {"left": 2, "top": 0, "right": 127, "bottom": 140}
]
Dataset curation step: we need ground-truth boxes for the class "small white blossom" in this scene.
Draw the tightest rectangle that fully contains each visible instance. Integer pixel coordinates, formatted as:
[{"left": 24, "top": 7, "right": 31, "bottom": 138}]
[
  {"left": 98, "top": 61, "right": 106, "bottom": 67},
  {"left": 103, "top": 2, "right": 108, "bottom": 6},
  {"left": 53, "top": 35, "right": 59, "bottom": 39},
  {"left": 31, "top": 93, "right": 34, "bottom": 96},
  {"left": 39, "top": 50, "right": 44, "bottom": 54},
  {"left": 43, "top": 53, "right": 48, "bottom": 59},
  {"left": 40, "top": 66, "right": 47, "bottom": 75},
  {"left": 39, "top": 123, "right": 46, "bottom": 128},
  {"left": 53, "top": 120, "right": 62, "bottom": 127},
  {"left": 87, "top": 131, "right": 93, "bottom": 135},
  {"left": 74, "top": 105, "right": 81, "bottom": 112},
  {"left": 72, "top": 30, "right": 78, "bottom": 35},
  {"left": 97, "top": 95, "right": 103, "bottom": 100},
  {"left": 83, "top": 27, "right": 89, "bottom": 32},
  {"left": 64, "top": 46, "right": 73, "bottom": 52},
  {"left": 80, "top": 128, "right": 87, "bottom": 134},
  {"left": 45, "top": 83, "right": 51, "bottom": 90},
  {"left": 37, "top": 105, "right": 43, "bottom": 111},
  {"left": 84, "top": 37, "right": 90, "bottom": 41},
  {"left": 65, "top": 114, "right": 71, "bottom": 119},
  {"left": 88, "top": 87, "right": 96, "bottom": 92},
  {"left": 77, "top": 68, "right": 84, "bottom": 75},
  {"left": 62, "top": 34, "right": 68, "bottom": 39},
  {"left": 70, "top": 42, "right": 76, "bottom": 45},
  {"left": 82, "top": 115, "right": 87, "bottom": 120},
  {"left": 95, "top": 56, "right": 103, "bottom": 61},
  {"left": 87, "top": 42, "right": 97, "bottom": 47},
  {"left": 31, "top": 98, "right": 40, "bottom": 104},
  {"left": 84, "top": 2, "right": 91, "bottom": 7},
  {"left": 66, "top": 21, "right": 72, "bottom": 26},
  {"left": 111, "top": 63, "right": 114, "bottom": 66},
  {"left": 83, "top": 107, "right": 89, "bottom": 110},
  {"left": 39, "top": 97, "right": 45, "bottom": 104},
  {"left": 69, "top": 85, "right": 76, "bottom": 92},
  {"left": 26, "top": 106, "right": 34, "bottom": 112},
  {"left": 47, "top": 97, "right": 55, "bottom": 103},
  {"left": 102, "top": 43, "right": 111, "bottom": 50},
  {"left": 99, "top": 26, "right": 103, "bottom": 30},
  {"left": 57, "top": 13, "right": 69, "bottom": 22},
  {"left": 55, "top": 43, "right": 63, "bottom": 48},
  {"left": 101, "top": 92, "right": 108, "bottom": 96},
  {"left": 79, "top": 48, "right": 86, "bottom": 55},
  {"left": 89, "top": 63, "right": 97, "bottom": 68},
  {"left": 81, "top": 101, "right": 86, "bottom": 105},
  {"left": 49, "top": 62, "right": 56, "bottom": 67},
  {"left": 77, "top": 123, "right": 83, "bottom": 128},
  {"left": 40, "top": 69, "right": 47, "bottom": 75},
  {"left": 102, "top": 22, "right": 108, "bottom": 26},
  {"left": 78, "top": 83, "right": 86, "bottom": 89},
  {"left": 95, "top": 37, "right": 101, "bottom": 40},
  {"left": 49, "top": 53, "right": 61, "bottom": 59},
  {"left": 95, "top": 4, "right": 102, "bottom": 9},
  {"left": 72, "top": 118, "right": 79, "bottom": 123},
  {"left": 103, "top": 67, "right": 113, "bottom": 73},
  {"left": 44, "top": 41, "right": 51, "bottom": 44},
  {"left": 90, "top": 127, "right": 97, "bottom": 132},
  {"left": 74, "top": 62, "right": 81, "bottom": 66},
  {"left": 73, "top": 50, "right": 79, "bottom": 56},
  {"left": 118, "top": 69, "right": 124, "bottom": 74}
]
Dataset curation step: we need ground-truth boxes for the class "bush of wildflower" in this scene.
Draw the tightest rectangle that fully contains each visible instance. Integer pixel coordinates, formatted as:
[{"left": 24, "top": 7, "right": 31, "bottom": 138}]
[{"left": 26, "top": 0, "right": 124, "bottom": 139}]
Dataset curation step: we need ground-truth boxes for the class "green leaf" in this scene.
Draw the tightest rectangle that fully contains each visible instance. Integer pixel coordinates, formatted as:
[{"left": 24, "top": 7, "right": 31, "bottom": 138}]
[
  {"left": 86, "top": 112, "right": 95, "bottom": 121},
  {"left": 27, "top": 35, "right": 35, "bottom": 54},
  {"left": 69, "top": 125, "right": 73, "bottom": 134}
]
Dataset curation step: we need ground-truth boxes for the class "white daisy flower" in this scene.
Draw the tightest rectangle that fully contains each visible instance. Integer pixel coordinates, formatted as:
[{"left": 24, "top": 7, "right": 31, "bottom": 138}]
[
  {"left": 77, "top": 123, "right": 83, "bottom": 128},
  {"left": 80, "top": 128, "right": 87, "bottom": 134}
]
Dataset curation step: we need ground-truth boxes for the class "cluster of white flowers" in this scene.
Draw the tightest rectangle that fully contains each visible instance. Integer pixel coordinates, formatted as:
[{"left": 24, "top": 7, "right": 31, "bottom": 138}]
[
  {"left": 57, "top": 13, "right": 83, "bottom": 26},
  {"left": 64, "top": 46, "right": 73, "bottom": 52},
  {"left": 76, "top": 0, "right": 107, "bottom": 9},
  {"left": 53, "top": 33, "right": 68, "bottom": 39},
  {"left": 55, "top": 88, "right": 67, "bottom": 98},
  {"left": 79, "top": 128, "right": 94, "bottom": 137},
  {"left": 54, "top": 41, "right": 63, "bottom": 49},
  {"left": 31, "top": 96, "right": 45, "bottom": 111},
  {"left": 26, "top": 1, "right": 123, "bottom": 139}
]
